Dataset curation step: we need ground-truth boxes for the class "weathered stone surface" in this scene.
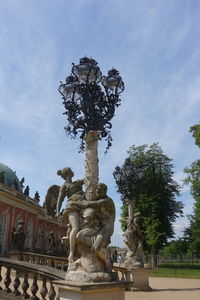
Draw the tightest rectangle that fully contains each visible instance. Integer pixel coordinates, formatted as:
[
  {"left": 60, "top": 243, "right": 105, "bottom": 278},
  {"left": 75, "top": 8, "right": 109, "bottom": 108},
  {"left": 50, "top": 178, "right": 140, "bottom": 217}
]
[
  {"left": 55, "top": 172, "right": 115, "bottom": 281},
  {"left": 65, "top": 271, "right": 111, "bottom": 282},
  {"left": 123, "top": 212, "right": 144, "bottom": 268},
  {"left": 53, "top": 131, "right": 116, "bottom": 282},
  {"left": 84, "top": 131, "right": 99, "bottom": 201},
  {"left": 53, "top": 280, "right": 128, "bottom": 300}
]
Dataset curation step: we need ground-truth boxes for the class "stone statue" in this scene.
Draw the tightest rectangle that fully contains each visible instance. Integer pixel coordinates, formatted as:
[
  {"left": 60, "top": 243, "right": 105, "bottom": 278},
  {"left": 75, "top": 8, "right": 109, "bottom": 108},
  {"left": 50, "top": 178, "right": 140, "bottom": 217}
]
[
  {"left": 34, "top": 191, "right": 40, "bottom": 203},
  {"left": 20, "top": 177, "right": 25, "bottom": 191},
  {"left": 74, "top": 183, "right": 115, "bottom": 273},
  {"left": 47, "top": 231, "right": 56, "bottom": 254},
  {"left": 0, "top": 171, "right": 5, "bottom": 184},
  {"left": 24, "top": 185, "right": 30, "bottom": 196},
  {"left": 47, "top": 164, "right": 116, "bottom": 282},
  {"left": 12, "top": 179, "right": 18, "bottom": 190},
  {"left": 44, "top": 185, "right": 60, "bottom": 217},
  {"left": 123, "top": 212, "right": 144, "bottom": 268},
  {"left": 59, "top": 181, "right": 115, "bottom": 282},
  {"left": 56, "top": 167, "right": 84, "bottom": 263},
  {"left": 12, "top": 220, "right": 26, "bottom": 251}
]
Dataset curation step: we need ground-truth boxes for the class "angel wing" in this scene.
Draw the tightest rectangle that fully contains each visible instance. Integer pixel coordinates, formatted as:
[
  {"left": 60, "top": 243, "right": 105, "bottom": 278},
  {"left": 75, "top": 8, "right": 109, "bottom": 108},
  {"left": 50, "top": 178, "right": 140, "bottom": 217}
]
[{"left": 43, "top": 185, "right": 60, "bottom": 218}]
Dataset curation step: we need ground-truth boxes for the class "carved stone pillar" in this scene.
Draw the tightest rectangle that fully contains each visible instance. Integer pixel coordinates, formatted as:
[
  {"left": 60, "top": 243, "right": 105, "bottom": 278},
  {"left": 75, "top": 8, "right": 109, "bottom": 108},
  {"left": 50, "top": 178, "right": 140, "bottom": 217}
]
[{"left": 84, "top": 131, "right": 99, "bottom": 201}]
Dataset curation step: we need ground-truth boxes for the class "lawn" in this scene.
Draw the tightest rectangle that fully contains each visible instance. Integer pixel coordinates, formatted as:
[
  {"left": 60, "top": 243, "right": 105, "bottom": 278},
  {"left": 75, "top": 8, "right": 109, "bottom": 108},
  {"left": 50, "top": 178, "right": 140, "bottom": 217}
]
[{"left": 150, "top": 263, "right": 200, "bottom": 279}]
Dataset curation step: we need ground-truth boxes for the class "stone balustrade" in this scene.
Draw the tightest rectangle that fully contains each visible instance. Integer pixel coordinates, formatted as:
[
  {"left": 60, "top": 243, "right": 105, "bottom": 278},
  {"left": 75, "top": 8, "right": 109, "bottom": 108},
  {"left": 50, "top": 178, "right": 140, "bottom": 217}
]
[
  {"left": 0, "top": 257, "right": 65, "bottom": 299},
  {"left": 0, "top": 255, "right": 150, "bottom": 299},
  {"left": 6, "top": 252, "right": 68, "bottom": 271}
]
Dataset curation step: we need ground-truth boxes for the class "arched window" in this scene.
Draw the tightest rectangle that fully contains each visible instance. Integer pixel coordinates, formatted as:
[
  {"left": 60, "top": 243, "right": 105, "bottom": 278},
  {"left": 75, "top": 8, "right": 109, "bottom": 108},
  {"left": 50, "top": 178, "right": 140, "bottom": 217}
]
[{"left": 0, "top": 214, "right": 8, "bottom": 253}]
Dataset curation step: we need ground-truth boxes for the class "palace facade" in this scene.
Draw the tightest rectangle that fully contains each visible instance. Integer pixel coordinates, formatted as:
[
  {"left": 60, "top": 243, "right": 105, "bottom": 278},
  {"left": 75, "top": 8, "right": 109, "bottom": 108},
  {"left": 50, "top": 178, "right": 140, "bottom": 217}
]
[{"left": 0, "top": 162, "right": 66, "bottom": 254}]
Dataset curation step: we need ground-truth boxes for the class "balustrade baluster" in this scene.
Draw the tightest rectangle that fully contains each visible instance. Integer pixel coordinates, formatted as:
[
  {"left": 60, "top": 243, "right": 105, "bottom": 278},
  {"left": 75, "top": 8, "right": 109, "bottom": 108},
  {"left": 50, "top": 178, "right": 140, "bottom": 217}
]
[
  {"left": 13, "top": 270, "right": 21, "bottom": 296},
  {"left": 4, "top": 267, "right": 11, "bottom": 293},
  {"left": 22, "top": 272, "right": 30, "bottom": 299},
  {"left": 40, "top": 277, "right": 48, "bottom": 300},
  {"left": 0, "top": 266, "right": 2, "bottom": 290},
  {"left": 121, "top": 271, "right": 125, "bottom": 281},
  {"left": 48, "top": 281, "right": 56, "bottom": 300},
  {"left": 30, "top": 273, "right": 39, "bottom": 300}
]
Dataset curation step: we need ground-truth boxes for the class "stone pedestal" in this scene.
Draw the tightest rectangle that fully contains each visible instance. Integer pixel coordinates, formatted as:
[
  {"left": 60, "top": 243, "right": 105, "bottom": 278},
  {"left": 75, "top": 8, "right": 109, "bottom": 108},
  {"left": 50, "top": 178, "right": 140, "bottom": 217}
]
[
  {"left": 53, "top": 281, "right": 128, "bottom": 300},
  {"left": 125, "top": 268, "right": 151, "bottom": 291}
]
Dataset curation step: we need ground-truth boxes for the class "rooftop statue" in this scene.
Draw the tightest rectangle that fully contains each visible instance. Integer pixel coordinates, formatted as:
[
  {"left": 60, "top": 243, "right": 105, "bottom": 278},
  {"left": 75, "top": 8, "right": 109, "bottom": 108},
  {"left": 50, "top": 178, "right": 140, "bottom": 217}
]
[
  {"left": 24, "top": 185, "right": 30, "bottom": 196},
  {"left": 34, "top": 191, "right": 40, "bottom": 203},
  {"left": 12, "top": 179, "right": 18, "bottom": 190}
]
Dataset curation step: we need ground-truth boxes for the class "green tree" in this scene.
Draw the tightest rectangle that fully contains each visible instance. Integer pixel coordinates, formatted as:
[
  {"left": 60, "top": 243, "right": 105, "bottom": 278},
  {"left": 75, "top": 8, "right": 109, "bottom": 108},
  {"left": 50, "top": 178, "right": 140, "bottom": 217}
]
[
  {"left": 120, "top": 143, "right": 183, "bottom": 267},
  {"left": 190, "top": 122, "right": 200, "bottom": 147},
  {"left": 183, "top": 122, "right": 200, "bottom": 256},
  {"left": 184, "top": 159, "right": 200, "bottom": 255},
  {"left": 162, "top": 239, "right": 188, "bottom": 260}
]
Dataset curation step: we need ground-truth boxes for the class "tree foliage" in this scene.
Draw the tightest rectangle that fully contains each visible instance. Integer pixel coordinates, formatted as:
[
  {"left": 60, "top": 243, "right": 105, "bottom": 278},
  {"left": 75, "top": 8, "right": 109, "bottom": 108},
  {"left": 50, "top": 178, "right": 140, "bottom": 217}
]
[
  {"left": 120, "top": 143, "right": 183, "bottom": 257},
  {"left": 184, "top": 123, "right": 200, "bottom": 255},
  {"left": 189, "top": 122, "right": 200, "bottom": 148},
  {"left": 162, "top": 239, "right": 188, "bottom": 259}
]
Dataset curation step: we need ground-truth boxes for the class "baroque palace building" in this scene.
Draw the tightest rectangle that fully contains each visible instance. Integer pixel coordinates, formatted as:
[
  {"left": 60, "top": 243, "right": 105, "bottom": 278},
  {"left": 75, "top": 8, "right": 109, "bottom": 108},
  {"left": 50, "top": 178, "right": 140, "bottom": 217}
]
[{"left": 0, "top": 162, "right": 66, "bottom": 254}]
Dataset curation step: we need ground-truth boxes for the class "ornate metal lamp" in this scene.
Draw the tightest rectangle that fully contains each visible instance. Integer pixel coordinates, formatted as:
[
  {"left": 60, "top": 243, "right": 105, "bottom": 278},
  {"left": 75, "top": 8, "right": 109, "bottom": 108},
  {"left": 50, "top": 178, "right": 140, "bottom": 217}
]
[
  {"left": 58, "top": 56, "right": 124, "bottom": 152},
  {"left": 59, "top": 56, "right": 124, "bottom": 202},
  {"left": 113, "top": 159, "right": 144, "bottom": 217}
]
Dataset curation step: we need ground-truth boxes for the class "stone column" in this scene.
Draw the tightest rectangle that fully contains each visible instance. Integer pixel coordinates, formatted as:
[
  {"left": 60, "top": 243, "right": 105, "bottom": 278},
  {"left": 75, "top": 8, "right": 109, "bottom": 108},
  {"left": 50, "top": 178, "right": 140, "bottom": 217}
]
[{"left": 84, "top": 131, "right": 99, "bottom": 201}]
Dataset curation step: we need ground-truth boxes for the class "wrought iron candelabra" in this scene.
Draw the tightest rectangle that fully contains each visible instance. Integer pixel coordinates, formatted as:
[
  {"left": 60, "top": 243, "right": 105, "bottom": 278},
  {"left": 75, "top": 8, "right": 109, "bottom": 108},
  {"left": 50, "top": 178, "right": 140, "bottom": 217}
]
[{"left": 58, "top": 56, "right": 124, "bottom": 152}]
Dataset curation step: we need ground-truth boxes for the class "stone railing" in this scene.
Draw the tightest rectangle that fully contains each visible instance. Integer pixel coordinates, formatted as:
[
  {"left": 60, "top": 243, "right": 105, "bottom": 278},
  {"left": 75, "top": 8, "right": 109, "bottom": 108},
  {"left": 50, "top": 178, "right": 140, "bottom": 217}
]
[
  {"left": 6, "top": 252, "right": 68, "bottom": 271},
  {"left": 113, "top": 263, "right": 151, "bottom": 291},
  {"left": 0, "top": 257, "right": 65, "bottom": 299}
]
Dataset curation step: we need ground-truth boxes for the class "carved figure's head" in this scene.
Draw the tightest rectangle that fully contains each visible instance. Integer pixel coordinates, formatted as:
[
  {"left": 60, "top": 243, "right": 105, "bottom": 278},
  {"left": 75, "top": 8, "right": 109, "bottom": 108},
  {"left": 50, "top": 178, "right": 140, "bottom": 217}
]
[
  {"left": 57, "top": 167, "right": 74, "bottom": 180},
  {"left": 96, "top": 183, "right": 107, "bottom": 199}
]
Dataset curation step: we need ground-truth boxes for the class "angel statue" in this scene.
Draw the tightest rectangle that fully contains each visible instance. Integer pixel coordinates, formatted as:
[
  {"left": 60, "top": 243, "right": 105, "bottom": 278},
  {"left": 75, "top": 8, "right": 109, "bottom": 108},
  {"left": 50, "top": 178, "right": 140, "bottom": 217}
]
[{"left": 44, "top": 167, "right": 84, "bottom": 263}]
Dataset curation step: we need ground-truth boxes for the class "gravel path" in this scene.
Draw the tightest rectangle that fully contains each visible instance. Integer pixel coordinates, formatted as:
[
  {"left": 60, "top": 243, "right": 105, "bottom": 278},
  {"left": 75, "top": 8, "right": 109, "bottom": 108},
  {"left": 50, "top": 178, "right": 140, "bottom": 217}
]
[{"left": 125, "top": 277, "right": 200, "bottom": 300}]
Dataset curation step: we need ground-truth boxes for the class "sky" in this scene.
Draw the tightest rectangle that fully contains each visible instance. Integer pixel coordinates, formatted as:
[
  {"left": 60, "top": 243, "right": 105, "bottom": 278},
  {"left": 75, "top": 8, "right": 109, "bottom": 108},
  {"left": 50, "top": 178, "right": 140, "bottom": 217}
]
[{"left": 0, "top": 0, "right": 200, "bottom": 247}]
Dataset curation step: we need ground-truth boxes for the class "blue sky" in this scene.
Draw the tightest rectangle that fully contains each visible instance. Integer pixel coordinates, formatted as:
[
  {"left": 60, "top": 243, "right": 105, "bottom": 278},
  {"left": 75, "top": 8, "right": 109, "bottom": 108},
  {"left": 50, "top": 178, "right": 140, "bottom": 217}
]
[{"left": 0, "top": 0, "right": 200, "bottom": 247}]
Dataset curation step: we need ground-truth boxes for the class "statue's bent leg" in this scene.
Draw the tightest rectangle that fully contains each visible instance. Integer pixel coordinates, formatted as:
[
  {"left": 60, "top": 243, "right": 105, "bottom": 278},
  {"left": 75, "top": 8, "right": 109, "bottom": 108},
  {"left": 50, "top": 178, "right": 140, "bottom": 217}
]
[
  {"left": 96, "top": 247, "right": 112, "bottom": 272},
  {"left": 68, "top": 211, "right": 80, "bottom": 263},
  {"left": 93, "top": 233, "right": 104, "bottom": 251}
]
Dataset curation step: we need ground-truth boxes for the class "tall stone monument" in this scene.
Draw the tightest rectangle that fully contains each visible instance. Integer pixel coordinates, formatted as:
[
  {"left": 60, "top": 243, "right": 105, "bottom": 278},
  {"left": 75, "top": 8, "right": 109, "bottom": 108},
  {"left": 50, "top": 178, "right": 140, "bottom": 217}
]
[{"left": 46, "top": 57, "right": 127, "bottom": 299}]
